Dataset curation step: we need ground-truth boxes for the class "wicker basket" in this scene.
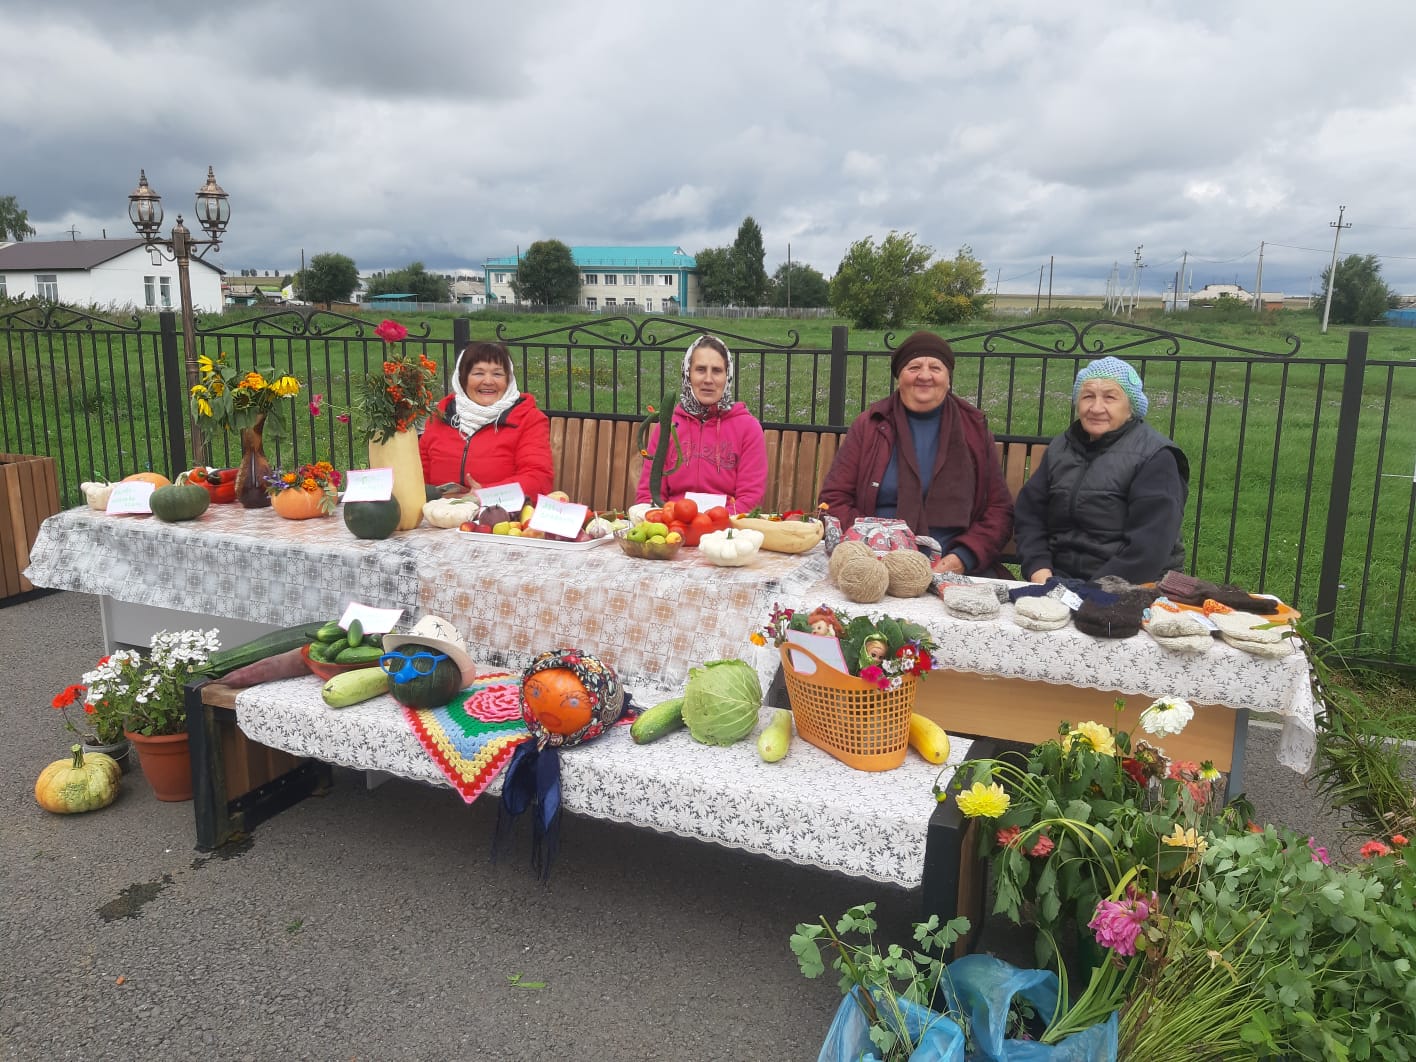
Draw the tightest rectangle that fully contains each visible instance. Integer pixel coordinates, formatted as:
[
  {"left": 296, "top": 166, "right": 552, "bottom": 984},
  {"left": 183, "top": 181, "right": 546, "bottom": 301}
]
[{"left": 778, "top": 644, "right": 916, "bottom": 771}]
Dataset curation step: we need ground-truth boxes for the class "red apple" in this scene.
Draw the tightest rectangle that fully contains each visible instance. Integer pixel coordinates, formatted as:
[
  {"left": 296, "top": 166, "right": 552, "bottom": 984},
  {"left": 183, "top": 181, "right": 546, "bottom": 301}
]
[{"left": 460, "top": 521, "right": 476, "bottom": 532}]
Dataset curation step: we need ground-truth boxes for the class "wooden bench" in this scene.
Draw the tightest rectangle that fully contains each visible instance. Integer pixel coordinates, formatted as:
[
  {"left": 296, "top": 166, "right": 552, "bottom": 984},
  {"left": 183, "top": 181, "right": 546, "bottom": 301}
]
[
  {"left": 1, "top": 452, "right": 61, "bottom": 600},
  {"left": 546, "top": 412, "right": 1050, "bottom": 559}
]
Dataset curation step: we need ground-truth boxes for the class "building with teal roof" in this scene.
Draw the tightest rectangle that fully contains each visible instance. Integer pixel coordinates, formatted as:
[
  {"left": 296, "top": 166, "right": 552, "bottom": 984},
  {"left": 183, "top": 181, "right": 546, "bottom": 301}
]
[{"left": 483, "top": 245, "right": 700, "bottom": 310}]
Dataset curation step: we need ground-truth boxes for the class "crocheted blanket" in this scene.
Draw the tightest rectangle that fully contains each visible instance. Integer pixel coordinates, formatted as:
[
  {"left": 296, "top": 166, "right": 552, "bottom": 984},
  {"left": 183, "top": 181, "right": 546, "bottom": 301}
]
[{"left": 402, "top": 672, "right": 532, "bottom": 803}]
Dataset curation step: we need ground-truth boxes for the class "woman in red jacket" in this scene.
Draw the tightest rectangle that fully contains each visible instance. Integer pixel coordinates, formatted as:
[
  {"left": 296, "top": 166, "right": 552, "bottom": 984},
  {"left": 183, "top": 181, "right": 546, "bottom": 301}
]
[
  {"left": 818, "top": 331, "right": 1014, "bottom": 577},
  {"left": 419, "top": 341, "right": 554, "bottom": 499}
]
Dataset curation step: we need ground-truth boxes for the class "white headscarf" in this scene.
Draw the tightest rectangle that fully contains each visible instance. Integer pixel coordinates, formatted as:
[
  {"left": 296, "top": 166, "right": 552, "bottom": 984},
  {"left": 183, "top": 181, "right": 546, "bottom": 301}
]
[
  {"left": 678, "top": 334, "right": 735, "bottom": 417},
  {"left": 450, "top": 345, "right": 522, "bottom": 437}
]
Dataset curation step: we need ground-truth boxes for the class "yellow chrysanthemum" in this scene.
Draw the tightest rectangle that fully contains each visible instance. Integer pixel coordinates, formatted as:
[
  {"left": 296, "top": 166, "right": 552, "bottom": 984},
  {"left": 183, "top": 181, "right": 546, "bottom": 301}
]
[
  {"left": 240, "top": 371, "right": 267, "bottom": 391},
  {"left": 197, "top": 354, "right": 214, "bottom": 374},
  {"left": 271, "top": 375, "right": 301, "bottom": 397},
  {"left": 197, "top": 398, "right": 212, "bottom": 417},
  {"left": 282, "top": 472, "right": 297, "bottom": 484},
  {"left": 1064, "top": 721, "right": 1116, "bottom": 757},
  {"left": 955, "top": 781, "right": 1011, "bottom": 819},
  {"left": 301, "top": 477, "right": 317, "bottom": 491},
  {"left": 1161, "top": 824, "right": 1209, "bottom": 854}
]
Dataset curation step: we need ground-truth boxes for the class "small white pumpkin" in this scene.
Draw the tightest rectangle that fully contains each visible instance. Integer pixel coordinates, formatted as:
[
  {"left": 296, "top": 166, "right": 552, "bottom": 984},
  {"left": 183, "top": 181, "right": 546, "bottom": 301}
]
[
  {"left": 422, "top": 496, "right": 480, "bottom": 529},
  {"left": 81, "top": 481, "right": 115, "bottom": 511},
  {"left": 698, "top": 527, "right": 765, "bottom": 567}
]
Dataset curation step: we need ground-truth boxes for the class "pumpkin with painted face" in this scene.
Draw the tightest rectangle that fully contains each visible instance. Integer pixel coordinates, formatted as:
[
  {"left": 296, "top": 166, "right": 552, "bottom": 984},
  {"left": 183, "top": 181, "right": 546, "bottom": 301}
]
[{"left": 519, "top": 648, "right": 626, "bottom": 748}]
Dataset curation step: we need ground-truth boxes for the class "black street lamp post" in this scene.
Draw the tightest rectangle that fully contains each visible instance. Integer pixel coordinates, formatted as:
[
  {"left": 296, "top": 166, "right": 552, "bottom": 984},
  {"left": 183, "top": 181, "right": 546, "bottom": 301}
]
[{"left": 127, "top": 166, "right": 230, "bottom": 464}]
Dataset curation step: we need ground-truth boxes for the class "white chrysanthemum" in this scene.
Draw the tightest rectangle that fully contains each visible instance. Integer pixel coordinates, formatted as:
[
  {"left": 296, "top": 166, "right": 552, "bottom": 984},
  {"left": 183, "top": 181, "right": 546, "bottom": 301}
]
[{"left": 1140, "top": 697, "right": 1195, "bottom": 737}]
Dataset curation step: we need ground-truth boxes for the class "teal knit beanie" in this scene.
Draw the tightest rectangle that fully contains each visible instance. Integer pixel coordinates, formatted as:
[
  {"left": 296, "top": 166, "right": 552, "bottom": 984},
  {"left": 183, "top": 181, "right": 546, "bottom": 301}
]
[{"left": 1072, "top": 356, "right": 1148, "bottom": 417}]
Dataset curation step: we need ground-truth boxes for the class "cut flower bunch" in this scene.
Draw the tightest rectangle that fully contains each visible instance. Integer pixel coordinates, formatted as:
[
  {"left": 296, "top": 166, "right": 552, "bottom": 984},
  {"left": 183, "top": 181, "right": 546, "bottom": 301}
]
[
  {"left": 265, "top": 461, "right": 340, "bottom": 513},
  {"left": 753, "top": 602, "right": 936, "bottom": 689},
  {"left": 351, "top": 319, "right": 440, "bottom": 444},
  {"left": 189, "top": 352, "right": 303, "bottom": 442},
  {"left": 80, "top": 629, "right": 222, "bottom": 737}
]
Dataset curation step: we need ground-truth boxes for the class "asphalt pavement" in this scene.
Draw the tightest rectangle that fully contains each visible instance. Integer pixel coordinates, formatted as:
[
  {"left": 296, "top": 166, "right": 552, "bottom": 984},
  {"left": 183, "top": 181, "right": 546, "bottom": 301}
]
[{"left": 1, "top": 590, "right": 1354, "bottom": 1062}]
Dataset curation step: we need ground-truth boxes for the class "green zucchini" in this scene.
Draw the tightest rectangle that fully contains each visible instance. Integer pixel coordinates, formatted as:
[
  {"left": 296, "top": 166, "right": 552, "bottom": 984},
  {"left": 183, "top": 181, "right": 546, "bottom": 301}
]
[
  {"left": 322, "top": 667, "right": 390, "bottom": 708},
  {"left": 335, "top": 644, "right": 383, "bottom": 665},
  {"left": 206, "top": 621, "right": 327, "bottom": 679},
  {"left": 630, "top": 696, "right": 685, "bottom": 744}
]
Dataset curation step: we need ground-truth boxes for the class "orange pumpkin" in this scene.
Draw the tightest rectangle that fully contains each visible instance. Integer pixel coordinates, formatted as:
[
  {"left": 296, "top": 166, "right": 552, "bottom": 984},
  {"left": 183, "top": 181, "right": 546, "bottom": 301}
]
[
  {"left": 521, "top": 667, "right": 594, "bottom": 736},
  {"left": 122, "top": 471, "right": 171, "bottom": 488}
]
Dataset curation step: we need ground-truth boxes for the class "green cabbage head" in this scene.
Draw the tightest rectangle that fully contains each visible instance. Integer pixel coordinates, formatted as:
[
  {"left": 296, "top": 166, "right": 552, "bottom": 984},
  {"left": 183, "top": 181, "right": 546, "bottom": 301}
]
[{"left": 681, "top": 659, "right": 762, "bottom": 746}]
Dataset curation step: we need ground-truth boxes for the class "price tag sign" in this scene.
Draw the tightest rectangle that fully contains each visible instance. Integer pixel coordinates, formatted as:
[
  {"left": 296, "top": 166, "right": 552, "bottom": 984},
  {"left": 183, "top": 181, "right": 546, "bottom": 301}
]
[
  {"left": 1058, "top": 589, "right": 1084, "bottom": 611},
  {"left": 105, "top": 480, "right": 156, "bottom": 514},
  {"left": 337, "top": 602, "right": 404, "bottom": 636},
  {"left": 528, "top": 494, "right": 588, "bottom": 539},
  {"left": 342, "top": 468, "right": 394, "bottom": 503},
  {"left": 685, "top": 491, "right": 727, "bottom": 511},
  {"left": 476, "top": 482, "right": 524, "bottom": 512}
]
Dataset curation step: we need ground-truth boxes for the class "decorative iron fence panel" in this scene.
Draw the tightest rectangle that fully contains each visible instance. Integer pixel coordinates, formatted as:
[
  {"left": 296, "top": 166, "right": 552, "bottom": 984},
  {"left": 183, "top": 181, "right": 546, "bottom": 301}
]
[{"left": 2, "top": 305, "right": 1410, "bottom": 667}]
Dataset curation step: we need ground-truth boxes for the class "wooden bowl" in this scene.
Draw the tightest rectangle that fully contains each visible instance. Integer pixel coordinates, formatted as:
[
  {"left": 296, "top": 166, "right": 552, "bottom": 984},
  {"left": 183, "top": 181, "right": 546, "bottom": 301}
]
[{"left": 300, "top": 643, "right": 380, "bottom": 681}]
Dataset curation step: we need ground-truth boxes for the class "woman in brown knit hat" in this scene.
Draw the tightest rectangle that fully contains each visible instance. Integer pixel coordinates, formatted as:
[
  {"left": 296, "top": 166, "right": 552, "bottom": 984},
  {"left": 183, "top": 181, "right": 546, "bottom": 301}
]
[{"left": 817, "top": 331, "right": 1014, "bottom": 576}]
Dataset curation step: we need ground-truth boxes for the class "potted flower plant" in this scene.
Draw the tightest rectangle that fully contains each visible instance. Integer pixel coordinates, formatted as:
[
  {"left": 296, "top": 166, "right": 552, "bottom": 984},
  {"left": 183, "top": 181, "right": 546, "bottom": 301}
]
[
  {"left": 50, "top": 677, "right": 131, "bottom": 771},
  {"left": 265, "top": 461, "right": 340, "bottom": 519},
  {"left": 80, "top": 628, "right": 222, "bottom": 801},
  {"left": 188, "top": 352, "right": 304, "bottom": 507}
]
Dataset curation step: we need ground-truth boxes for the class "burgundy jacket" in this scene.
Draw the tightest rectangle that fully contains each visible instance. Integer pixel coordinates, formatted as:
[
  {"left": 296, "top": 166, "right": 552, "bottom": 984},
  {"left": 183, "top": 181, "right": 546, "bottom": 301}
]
[{"left": 818, "top": 391, "right": 1015, "bottom": 575}]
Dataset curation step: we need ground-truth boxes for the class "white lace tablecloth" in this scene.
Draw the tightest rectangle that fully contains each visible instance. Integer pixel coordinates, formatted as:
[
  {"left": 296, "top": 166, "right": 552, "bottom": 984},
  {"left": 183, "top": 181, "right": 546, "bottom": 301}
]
[
  {"left": 235, "top": 676, "right": 972, "bottom": 887},
  {"left": 798, "top": 581, "right": 1319, "bottom": 773},
  {"left": 24, "top": 505, "right": 828, "bottom": 697}
]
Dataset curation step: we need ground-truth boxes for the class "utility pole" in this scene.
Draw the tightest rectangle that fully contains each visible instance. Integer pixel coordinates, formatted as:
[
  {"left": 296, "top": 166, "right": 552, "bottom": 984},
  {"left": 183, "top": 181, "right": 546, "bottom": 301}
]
[
  {"left": 1177, "top": 250, "right": 1188, "bottom": 308},
  {"left": 1253, "top": 241, "right": 1265, "bottom": 312},
  {"left": 1047, "top": 255, "right": 1054, "bottom": 309},
  {"left": 786, "top": 243, "right": 791, "bottom": 310},
  {"left": 1320, "top": 206, "right": 1350, "bottom": 335},
  {"left": 1035, "top": 265, "right": 1043, "bottom": 314},
  {"left": 1129, "top": 245, "right": 1145, "bottom": 318}
]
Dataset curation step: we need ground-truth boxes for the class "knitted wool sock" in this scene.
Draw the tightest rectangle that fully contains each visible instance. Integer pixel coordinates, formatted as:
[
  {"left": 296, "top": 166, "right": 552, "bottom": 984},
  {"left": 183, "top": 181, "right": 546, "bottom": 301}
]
[
  {"left": 1144, "top": 603, "right": 1213, "bottom": 652},
  {"left": 1205, "top": 583, "right": 1279, "bottom": 614},
  {"left": 1157, "top": 570, "right": 1217, "bottom": 606},
  {"left": 943, "top": 584, "right": 1001, "bottom": 620},
  {"left": 1013, "top": 595, "right": 1072, "bottom": 632},
  {"left": 1074, "top": 588, "right": 1157, "bottom": 639}
]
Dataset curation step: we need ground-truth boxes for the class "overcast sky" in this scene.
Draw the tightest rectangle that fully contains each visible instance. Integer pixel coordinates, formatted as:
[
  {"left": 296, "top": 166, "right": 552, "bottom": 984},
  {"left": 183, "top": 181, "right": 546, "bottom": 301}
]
[{"left": 5, "top": 0, "right": 1416, "bottom": 297}]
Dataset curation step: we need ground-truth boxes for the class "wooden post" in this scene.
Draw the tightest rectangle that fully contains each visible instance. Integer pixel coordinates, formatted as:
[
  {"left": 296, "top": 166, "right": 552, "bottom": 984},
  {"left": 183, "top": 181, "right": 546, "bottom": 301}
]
[{"left": 0, "top": 452, "right": 61, "bottom": 599}]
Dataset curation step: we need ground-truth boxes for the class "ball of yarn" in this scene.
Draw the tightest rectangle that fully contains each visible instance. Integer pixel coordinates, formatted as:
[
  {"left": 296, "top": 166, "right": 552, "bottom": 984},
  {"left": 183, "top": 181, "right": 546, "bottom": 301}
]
[
  {"left": 835, "top": 553, "right": 889, "bottom": 603},
  {"left": 881, "top": 549, "right": 933, "bottom": 597},
  {"left": 828, "top": 539, "right": 875, "bottom": 582}
]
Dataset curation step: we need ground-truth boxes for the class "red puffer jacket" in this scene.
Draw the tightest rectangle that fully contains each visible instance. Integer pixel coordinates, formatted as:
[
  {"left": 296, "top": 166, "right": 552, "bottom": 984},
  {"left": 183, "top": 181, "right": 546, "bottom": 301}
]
[{"left": 418, "top": 393, "right": 555, "bottom": 499}]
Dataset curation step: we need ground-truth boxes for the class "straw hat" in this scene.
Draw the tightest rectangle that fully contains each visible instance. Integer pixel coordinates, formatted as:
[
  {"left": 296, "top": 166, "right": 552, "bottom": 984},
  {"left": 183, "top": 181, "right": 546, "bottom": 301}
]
[{"left": 382, "top": 615, "right": 477, "bottom": 685}]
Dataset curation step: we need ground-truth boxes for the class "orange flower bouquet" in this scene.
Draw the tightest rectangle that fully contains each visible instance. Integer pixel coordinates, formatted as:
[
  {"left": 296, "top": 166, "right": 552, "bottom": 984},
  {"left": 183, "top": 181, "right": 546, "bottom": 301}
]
[
  {"left": 265, "top": 461, "right": 340, "bottom": 515},
  {"left": 352, "top": 319, "right": 440, "bottom": 444}
]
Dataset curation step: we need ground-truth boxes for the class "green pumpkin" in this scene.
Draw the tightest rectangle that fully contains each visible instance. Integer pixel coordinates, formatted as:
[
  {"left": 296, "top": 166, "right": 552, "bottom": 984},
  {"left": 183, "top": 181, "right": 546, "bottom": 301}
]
[
  {"left": 384, "top": 643, "right": 464, "bottom": 709},
  {"left": 149, "top": 481, "right": 211, "bottom": 522},
  {"left": 344, "top": 498, "right": 401, "bottom": 540}
]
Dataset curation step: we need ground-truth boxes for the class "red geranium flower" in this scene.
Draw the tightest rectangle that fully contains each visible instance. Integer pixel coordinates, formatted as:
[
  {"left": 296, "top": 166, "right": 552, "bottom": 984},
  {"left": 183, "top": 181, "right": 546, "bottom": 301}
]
[{"left": 1360, "top": 839, "right": 1392, "bottom": 859}]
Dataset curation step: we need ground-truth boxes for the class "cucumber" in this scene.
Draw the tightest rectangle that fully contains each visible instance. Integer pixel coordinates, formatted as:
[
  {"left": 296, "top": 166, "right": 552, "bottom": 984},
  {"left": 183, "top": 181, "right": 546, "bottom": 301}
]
[
  {"left": 321, "top": 667, "right": 390, "bottom": 708},
  {"left": 324, "top": 637, "right": 349, "bottom": 659},
  {"left": 756, "top": 708, "right": 793, "bottom": 763},
  {"left": 630, "top": 696, "right": 685, "bottom": 744},
  {"left": 306, "top": 641, "right": 330, "bottom": 663},
  {"left": 207, "top": 621, "right": 327, "bottom": 678},
  {"left": 314, "top": 622, "right": 345, "bottom": 644},
  {"left": 346, "top": 618, "right": 364, "bottom": 649},
  {"left": 335, "top": 644, "right": 384, "bottom": 665}
]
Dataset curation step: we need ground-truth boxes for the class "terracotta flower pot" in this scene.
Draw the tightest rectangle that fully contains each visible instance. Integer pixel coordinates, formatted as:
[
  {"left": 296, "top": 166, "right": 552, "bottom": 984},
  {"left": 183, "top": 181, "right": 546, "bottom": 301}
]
[
  {"left": 125, "top": 731, "right": 193, "bottom": 802},
  {"left": 271, "top": 486, "right": 334, "bottom": 520}
]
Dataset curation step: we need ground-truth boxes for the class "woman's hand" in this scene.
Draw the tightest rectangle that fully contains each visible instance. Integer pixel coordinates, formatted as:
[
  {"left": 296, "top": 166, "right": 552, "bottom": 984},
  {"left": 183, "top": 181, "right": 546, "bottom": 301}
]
[
  {"left": 1030, "top": 568, "right": 1053, "bottom": 584},
  {"left": 932, "top": 553, "right": 965, "bottom": 575},
  {"left": 462, "top": 474, "right": 482, "bottom": 491}
]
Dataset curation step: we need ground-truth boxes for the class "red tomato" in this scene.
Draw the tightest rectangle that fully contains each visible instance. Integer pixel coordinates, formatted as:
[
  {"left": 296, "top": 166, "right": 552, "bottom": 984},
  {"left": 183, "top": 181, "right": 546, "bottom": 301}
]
[
  {"left": 706, "top": 505, "right": 730, "bottom": 531},
  {"left": 645, "top": 508, "right": 669, "bottom": 525},
  {"left": 668, "top": 498, "right": 699, "bottom": 524},
  {"left": 685, "top": 513, "right": 715, "bottom": 547}
]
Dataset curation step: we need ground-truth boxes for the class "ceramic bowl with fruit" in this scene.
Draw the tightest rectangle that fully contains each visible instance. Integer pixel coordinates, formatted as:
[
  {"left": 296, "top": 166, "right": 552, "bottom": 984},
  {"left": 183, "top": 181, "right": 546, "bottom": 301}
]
[{"left": 614, "top": 524, "right": 683, "bottom": 560}]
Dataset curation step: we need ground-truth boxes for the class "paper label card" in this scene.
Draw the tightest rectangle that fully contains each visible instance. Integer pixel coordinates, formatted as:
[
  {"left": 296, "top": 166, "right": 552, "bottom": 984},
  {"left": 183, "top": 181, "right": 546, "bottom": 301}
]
[
  {"left": 105, "top": 480, "right": 156, "bottom": 514},
  {"left": 342, "top": 467, "right": 394, "bottom": 503},
  {"left": 528, "top": 494, "right": 588, "bottom": 539},
  {"left": 338, "top": 602, "right": 404, "bottom": 636},
  {"left": 784, "top": 629, "right": 851, "bottom": 676},
  {"left": 685, "top": 491, "right": 727, "bottom": 511},
  {"left": 1059, "top": 589, "right": 1084, "bottom": 611},
  {"left": 476, "top": 482, "right": 524, "bottom": 511}
]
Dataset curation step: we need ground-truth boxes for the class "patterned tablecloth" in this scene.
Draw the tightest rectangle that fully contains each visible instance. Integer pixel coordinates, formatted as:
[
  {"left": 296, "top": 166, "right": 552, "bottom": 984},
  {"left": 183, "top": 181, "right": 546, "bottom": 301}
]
[
  {"left": 235, "top": 675, "right": 972, "bottom": 887},
  {"left": 24, "top": 505, "right": 828, "bottom": 699},
  {"left": 798, "top": 581, "right": 1319, "bottom": 773}
]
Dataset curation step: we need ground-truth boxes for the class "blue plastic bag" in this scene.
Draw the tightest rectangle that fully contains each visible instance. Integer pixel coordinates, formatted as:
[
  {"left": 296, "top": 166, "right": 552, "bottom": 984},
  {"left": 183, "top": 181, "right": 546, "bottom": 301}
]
[
  {"left": 817, "top": 986, "right": 967, "bottom": 1062},
  {"left": 941, "top": 954, "right": 1118, "bottom": 1062}
]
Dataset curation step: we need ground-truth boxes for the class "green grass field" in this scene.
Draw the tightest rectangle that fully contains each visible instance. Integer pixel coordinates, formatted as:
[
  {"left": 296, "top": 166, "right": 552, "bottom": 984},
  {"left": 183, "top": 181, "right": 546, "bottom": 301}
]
[{"left": 4, "top": 303, "right": 1414, "bottom": 668}]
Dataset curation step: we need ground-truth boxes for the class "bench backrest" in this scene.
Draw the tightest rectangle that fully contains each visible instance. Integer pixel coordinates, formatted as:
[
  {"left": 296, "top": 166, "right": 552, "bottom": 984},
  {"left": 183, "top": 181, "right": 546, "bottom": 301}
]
[{"left": 546, "top": 412, "right": 1050, "bottom": 528}]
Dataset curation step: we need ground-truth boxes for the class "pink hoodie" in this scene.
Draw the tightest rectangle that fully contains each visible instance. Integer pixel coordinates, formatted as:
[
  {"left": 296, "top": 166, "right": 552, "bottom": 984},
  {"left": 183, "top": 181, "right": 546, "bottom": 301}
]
[{"left": 635, "top": 403, "right": 767, "bottom": 512}]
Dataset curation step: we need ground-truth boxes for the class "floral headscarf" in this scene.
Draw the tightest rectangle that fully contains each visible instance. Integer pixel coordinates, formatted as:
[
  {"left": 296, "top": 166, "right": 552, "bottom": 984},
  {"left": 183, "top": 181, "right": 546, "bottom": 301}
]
[{"left": 678, "top": 334, "right": 735, "bottom": 417}]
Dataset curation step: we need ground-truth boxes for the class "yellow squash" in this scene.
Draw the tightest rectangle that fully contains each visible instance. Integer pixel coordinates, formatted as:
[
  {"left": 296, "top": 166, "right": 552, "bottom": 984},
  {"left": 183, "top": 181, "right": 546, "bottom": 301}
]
[{"left": 908, "top": 715, "right": 951, "bottom": 764}]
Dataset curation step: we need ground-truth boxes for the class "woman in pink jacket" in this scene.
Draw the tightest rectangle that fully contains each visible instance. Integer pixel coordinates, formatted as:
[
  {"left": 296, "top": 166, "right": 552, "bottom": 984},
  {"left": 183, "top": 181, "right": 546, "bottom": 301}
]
[{"left": 635, "top": 334, "right": 767, "bottom": 512}]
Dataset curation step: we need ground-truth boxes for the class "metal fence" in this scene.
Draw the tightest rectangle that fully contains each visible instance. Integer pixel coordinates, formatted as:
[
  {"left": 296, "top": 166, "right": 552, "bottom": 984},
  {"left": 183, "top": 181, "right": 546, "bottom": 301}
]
[{"left": 3, "top": 304, "right": 1411, "bottom": 668}]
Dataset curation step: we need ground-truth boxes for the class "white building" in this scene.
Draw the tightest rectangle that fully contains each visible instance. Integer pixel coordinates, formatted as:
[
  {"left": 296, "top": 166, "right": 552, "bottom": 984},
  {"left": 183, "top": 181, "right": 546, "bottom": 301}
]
[
  {"left": 0, "top": 238, "right": 224, "bottom": 312},
  {"left": 482, "top": 246, "right": 699, "bottom": 310}
]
